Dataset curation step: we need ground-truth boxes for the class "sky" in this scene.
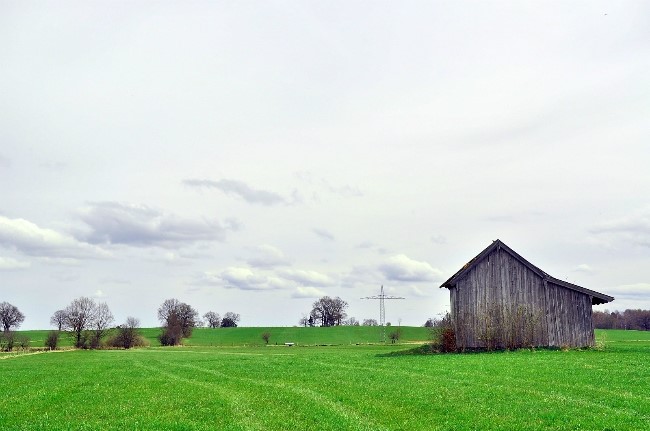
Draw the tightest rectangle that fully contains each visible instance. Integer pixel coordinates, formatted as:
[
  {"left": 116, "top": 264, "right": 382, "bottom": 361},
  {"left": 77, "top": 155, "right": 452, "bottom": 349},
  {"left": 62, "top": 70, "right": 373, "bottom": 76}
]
[{"left": 1, "top": 1, "right": 649, "bottom": 330}]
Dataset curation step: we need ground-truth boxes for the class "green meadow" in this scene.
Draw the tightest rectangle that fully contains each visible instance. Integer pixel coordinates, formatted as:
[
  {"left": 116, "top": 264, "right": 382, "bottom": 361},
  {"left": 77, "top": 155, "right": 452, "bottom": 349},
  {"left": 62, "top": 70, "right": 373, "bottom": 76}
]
[{"left": 1, "top": 329, "right": 649, "bottom": 430}]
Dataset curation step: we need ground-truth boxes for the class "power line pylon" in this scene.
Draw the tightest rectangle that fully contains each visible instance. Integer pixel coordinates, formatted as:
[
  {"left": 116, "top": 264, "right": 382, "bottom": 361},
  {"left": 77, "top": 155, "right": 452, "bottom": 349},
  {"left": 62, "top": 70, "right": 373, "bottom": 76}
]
[{"left": 361, "top": 285, "right": 405, "bottom": 342}]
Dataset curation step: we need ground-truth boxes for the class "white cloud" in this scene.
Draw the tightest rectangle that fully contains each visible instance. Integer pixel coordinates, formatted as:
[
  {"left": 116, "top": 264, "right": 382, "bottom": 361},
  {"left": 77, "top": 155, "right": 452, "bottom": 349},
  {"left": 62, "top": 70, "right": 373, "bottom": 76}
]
[
  {"left": 207, "top": 267, "right": 293, "bottom": 291},
  {"left": 279, "top": 269, "right": 336, "bottom": 287},
  {"left": 0, "top": 256, "right": 30, "bottom": 270},
  {"left": 291, "top": 286, "right": 326, "bottom": 299},
  {"left": 379, "top": 254, "right": 443, "bottom": 282},
  {"left": 0, "top": 215, "right": 109, "bottom": 259},
  {"left": 572, "top": 264, "right": 594, "bottom": 273}
]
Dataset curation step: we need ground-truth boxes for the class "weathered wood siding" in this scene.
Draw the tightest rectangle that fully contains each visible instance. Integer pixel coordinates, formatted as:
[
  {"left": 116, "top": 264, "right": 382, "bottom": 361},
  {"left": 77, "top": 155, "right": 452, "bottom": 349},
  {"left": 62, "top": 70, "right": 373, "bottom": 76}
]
[{"left": 450, "top": 247, "right": 595, "bottom": 349}]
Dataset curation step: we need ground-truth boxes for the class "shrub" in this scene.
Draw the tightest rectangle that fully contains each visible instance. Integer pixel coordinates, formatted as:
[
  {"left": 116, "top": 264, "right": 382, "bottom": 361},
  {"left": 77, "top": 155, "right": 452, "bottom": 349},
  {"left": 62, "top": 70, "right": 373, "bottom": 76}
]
[
  {"left": 45, "top": 331, "right": 60, "bottom": 350},
  {"left": 17, "top": 334, "right": 30, "bottom": 350},
  {"left": 159, "top": 324, "right": 184, "bottom": 346},
  {"left": 107, "top": 322, "right": 148, "bottom": 349},
  {"left": 429, "top": 313, "right": 457, "bottom": 353},
  {"left": 0, "top": 331, "right": 15, "bottom": 351}
]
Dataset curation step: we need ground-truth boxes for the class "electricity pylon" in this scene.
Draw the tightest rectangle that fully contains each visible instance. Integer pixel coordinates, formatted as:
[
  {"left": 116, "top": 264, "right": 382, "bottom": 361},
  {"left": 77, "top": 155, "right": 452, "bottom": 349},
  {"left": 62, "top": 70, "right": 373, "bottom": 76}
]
[{"left": 361, "top": 285, "right": 405, "bottom": 342}]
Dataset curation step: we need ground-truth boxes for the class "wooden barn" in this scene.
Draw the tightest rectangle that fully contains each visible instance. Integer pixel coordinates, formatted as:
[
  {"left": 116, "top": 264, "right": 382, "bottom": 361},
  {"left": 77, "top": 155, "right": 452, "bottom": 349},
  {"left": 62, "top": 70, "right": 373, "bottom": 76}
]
[{"left": 440, "top": 240, "right": 614, "bottom": 349}]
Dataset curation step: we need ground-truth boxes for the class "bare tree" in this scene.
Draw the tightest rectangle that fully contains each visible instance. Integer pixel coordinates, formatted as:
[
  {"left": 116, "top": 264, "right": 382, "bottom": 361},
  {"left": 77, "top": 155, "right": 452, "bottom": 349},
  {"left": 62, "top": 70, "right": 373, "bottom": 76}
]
[
  {"left": 109, "top": 317, "right": 143, "bottom": 349},
  {"left": 203, "top": 311, "right": 221, "bottom": 328},
  {"left": 0, "top": 302, "right": 25, "bottom": 333},
  {"left": 221, "top": 312, "right": 240, "bottom": 328},
  {"left": 90, "top": 302, "right": 114, "bottom": 348},
  {"left": 261, "top": 331, "right": 271, "bottom": 344},
  {"left": 62, "top": 297, "right": 99, "bottom": 348},
  {"left": 50, "top": 309, "right": 66, "bottom": 331},
  {"left": 344, "top": 317, "right": 359, "bottom": 326},
  {"left": 158, "top": 299, "right": 199, "bottom": 345},
  {"left": 298, "top": 314, "right": 309, "bottom": 327},
  {"left": 311, "top": 296, "right": 348, "bottom": 327},
  {"left": 362, "top": 318, "right": 378, "bottom": 326}
]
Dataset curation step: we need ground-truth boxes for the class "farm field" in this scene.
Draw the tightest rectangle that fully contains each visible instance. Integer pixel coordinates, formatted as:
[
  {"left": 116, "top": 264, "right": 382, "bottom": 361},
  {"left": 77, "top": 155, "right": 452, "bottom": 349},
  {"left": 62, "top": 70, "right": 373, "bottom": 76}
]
[
  {"left": 17, "top": 325, "right": 432, "bottom": 349},
  {"left": 1, "top": 329, "right": 649, "bottom": 430}
]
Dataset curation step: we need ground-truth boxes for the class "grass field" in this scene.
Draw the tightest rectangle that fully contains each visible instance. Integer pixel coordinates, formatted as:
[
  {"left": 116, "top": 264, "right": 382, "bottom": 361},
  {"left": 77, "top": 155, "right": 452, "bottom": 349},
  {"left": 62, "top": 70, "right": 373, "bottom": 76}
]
[
  {"left": 1, "top": 329, "right": 649, "bottom": 430},
  {"left": 15, "top": 325, "right": 432, "bottom": 349}
]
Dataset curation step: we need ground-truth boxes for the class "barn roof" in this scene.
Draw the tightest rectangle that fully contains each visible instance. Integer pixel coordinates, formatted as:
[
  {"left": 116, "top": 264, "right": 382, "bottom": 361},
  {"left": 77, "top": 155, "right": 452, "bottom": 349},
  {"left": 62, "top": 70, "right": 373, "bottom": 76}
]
[{"left": 439, "top": 239, "right": 614, "bottom": 305}]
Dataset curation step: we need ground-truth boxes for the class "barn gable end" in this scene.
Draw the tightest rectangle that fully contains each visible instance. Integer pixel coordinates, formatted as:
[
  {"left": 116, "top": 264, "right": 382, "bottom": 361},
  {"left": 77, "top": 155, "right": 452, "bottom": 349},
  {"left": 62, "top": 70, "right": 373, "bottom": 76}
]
[{"left": 440, "top": 240, "right": 614, "bottom": 349}]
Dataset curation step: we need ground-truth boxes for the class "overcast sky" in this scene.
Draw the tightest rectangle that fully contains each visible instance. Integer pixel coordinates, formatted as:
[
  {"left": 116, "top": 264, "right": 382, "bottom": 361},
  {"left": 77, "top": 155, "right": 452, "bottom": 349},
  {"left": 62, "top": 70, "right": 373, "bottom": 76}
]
[{"left": 2, "top": 1, "right": 649, "bottom": 330}]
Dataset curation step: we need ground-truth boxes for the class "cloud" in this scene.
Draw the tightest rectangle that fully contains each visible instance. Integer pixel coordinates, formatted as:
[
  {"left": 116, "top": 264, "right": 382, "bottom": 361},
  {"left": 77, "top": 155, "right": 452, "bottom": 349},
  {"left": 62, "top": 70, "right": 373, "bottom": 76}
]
[
  {"left": 572, "top": 264, "right": 594, "bottom": 274},
  {"left": 196, "top": 267, "right": 292, "bottom": 291},
  {"left": 604, "top": 283, "right": 650, "bottom": 300},
  {"left": 0, "top": 215, "right": 109, "bottom": 259},
  {"left": 312, "top": 228, "right": 335, "bottom": 241},
  {"left": 409, "top": 286, "right": 430, "bottom": 298},
  {"left": 279, "top": 269, "right": 336, "bottom": 287},
  {"left": 322, "top": 180, "right": 363, "bottom": 198},
  {"left": 246, "top": 244, "right": 290, "bottom": 268},
  {"left": 379, "top": 254, "right": 443, "bottom": 282},
  {"left": 591, "top": 207, "right": 650, "bottom": 247},
  {"left": 291, "top": 286, "right": 326, "bottom": 299},
  {"left": 430, "top": 235, "right": 447, "bottom": 245},
  {"left": 0, "top": 154, "right": 10, "bottom": 168},
  {"left": 183, "top": 178, "right": 289, "bottom": 206},
  {"left": 0, "top": 256, "right": 30, "bottom": 270},
  {"left": 78, "top": 202, "right": 234, "bottom": 247}
]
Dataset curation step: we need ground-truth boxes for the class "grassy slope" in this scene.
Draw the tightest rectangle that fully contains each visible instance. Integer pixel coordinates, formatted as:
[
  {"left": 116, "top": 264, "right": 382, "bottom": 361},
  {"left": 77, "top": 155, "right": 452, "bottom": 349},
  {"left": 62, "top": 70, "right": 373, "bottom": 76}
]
[
  {"left": 17, "top": 325, "right": 432, "bottom": 348},
  {"left": 1, "top": 330, "right": 648, "bottom": 430}
]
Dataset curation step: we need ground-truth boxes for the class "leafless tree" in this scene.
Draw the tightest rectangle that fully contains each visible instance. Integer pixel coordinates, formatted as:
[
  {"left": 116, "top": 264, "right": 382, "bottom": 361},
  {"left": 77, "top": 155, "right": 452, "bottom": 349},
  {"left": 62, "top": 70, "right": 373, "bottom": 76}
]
[
  {"left": 0, "top": 302, "right": 25, "bottom": 333},
  {"left": 158, "top": 299, "right": 199, "bottom": 344},
  {"left": 362, "top": 319, "right": 378, "bottom": 326},
  {"left": 90, "top": 302, "right": 114, "bottom": 348},
  {"left": 311, "top": 296, "right": 348, "bottom": 327},
  {"left": 261, "top": 331, "right": 271, "bottom": 344},
  {"left": 109, "top": 317, "right": 143, "bottom": 349},
  {"left": 221, "top": 311, "right": 240, "bottom": 328},
  {"left": 203, "top": 311, "right": 221, "bottom": 328},
  {"left": 50, "top": 309, "right": 66, "bottom": 331},
  {"left": 62, "top": 297, "right": 99, "bottom": 348},
  {"left": 344, "top": 317, "right": 359, "bottom": 326}
]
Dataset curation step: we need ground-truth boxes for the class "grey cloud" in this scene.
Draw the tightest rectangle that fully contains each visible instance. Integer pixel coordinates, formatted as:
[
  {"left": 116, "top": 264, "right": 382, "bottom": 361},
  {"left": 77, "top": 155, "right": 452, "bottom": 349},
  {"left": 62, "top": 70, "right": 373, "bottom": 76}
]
[
  {"left": 0, "top": 155, "right": 10, "bottom": 168},
  {"left": 605, "top": 283, "right": 650, "bottom": 300},
  {"left": 79, "top": 202, "right": 234, "bottom": 247},
  {"left": 312, "top": 228, "right": 335, "bottom": 241},
  {"left": 0, "top": 215, "right": 110, "bottom": 259},
  {"left": 430, "top": 235, "right": 447, "bottom": 245},
  {"left": 323, "top": 180, "right": 363, "bottom": 198},
  {"left": 246, "top": 244, "right": 290, "bottom": 268},
  {"left": 183, "top": 178, "right": 288, "bottom": 206},
  {"left": 279, "top": 269, "right": 336, "bottom": 287},
  {"left": 591, "top": 208, "right": 650, "bottom": 247}
]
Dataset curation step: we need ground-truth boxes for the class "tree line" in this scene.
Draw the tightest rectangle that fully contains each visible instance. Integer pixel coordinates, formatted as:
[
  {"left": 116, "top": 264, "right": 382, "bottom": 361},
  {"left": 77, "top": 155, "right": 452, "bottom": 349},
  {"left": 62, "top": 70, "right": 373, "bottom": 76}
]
[
  {"left": 0, "top": 298, "right": 241, "bottom": 351},
  {"left": 593, "top": 309, "right": 650, "bottom": 331},
  {"left": 297, "top": 296, "right": 380, "bottom": 327}
]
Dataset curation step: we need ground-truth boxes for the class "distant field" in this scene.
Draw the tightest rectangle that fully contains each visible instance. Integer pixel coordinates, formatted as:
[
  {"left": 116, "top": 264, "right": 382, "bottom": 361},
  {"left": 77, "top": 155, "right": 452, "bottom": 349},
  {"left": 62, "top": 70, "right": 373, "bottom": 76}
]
[
  {"left": 17, "top": 325, "right": 432, "bottom": 348},
  {"left": 1, "top": 329, "right": 649, "bottom": 430}
]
